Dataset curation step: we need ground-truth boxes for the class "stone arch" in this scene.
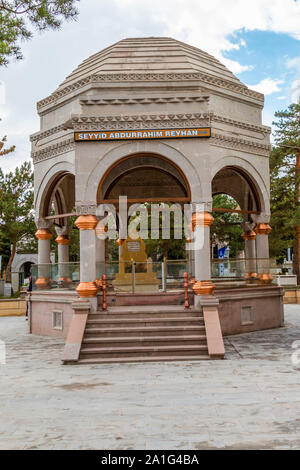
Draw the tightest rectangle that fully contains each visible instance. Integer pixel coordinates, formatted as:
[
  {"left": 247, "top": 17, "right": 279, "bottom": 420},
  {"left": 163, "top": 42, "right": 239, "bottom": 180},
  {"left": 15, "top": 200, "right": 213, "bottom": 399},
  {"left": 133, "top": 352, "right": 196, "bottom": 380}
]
[
  {"left": 83, "top": 141, "right": 202, "bottom": 203},
  {"left": 35, "top": 161, "right": 75, "bottom": 223},
  {"left": 211, "top": 156, "right": 270, "bottom": 216},
  {"left": 98, "top": 154, "right": 191, "bottom": 202},
  {"left": 11, "top": 254, "right": 38, "bottom": 273}
]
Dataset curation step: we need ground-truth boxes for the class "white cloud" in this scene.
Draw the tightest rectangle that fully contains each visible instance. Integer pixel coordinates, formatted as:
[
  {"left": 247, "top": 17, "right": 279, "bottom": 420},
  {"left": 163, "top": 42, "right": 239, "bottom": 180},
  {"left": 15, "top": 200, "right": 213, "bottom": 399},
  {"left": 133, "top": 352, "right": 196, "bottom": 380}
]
[
  {"left": 286, "top": 57, "right": 300, "bottom": 69},
  {"left": 247, "top": 78, "right": 284, "bottom": 95},
  {"left": 115, "top": 0, "right": 300, "bottom": 63},
  {"left": 286, "top": 56, "right": 300, "bottom": 103},
  {"left": 221, "top": 57, "right": 254, "bottom": 75},
  {"left": 291, "top": 80, "right": 300, "bottom": 103},
  {"left": 276, "top": 96, "right": 287, "bottom": 100},
  {"left": 1, "top": 0, "right": 300, "bottom": 171}
]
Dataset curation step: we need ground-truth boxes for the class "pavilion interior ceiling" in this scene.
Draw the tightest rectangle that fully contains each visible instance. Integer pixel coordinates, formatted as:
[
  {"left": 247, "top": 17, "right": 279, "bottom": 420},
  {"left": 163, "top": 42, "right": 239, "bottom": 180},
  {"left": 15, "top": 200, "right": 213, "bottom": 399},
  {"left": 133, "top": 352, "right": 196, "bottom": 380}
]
[
  {"left": 99, "top": 154, "right": 189, "bottom": 202},
  {"left": 44, "top": 173, "right": 75, "bottom": 219},
  {"left": 212, "top": 167, "right": 260, "bottom": 216}
]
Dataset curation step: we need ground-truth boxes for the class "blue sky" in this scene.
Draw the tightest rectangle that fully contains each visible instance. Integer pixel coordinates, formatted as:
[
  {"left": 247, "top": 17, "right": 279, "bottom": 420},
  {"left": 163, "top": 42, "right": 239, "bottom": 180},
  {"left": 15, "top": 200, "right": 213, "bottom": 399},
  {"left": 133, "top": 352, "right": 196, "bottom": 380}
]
[
  {"left": 223, "top": 29, "right": 300, "bottom": 123},
  {"left": 0, "top": 0, "right": 300, "bottom": 172}
]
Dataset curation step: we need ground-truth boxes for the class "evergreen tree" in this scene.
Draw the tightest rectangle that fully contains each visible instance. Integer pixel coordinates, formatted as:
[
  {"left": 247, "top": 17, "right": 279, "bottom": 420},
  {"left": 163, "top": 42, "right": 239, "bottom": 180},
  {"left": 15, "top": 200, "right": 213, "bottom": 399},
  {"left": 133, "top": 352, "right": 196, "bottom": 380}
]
[
  {"left": 0, "top": 161, "right": 35, "bottom": 281},
  {"left": 270, "top": 102, "right": 300, "bottom": 276},
  {"left": 211, "top": 194, "right": 244, "bottom": 258},
  {"left": 0, "top": 0, "right": 79, "bottom": 66},
  {"left": 0, "top": 134, "right": 15, "bottom": 156}
]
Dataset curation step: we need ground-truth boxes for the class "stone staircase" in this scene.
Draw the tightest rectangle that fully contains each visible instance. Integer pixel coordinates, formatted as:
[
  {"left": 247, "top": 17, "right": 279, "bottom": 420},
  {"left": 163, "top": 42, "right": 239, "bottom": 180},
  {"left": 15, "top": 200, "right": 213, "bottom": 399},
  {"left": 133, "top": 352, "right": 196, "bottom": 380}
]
[{"left": 77, "top": 305, "right": 210, "bottom": 364}]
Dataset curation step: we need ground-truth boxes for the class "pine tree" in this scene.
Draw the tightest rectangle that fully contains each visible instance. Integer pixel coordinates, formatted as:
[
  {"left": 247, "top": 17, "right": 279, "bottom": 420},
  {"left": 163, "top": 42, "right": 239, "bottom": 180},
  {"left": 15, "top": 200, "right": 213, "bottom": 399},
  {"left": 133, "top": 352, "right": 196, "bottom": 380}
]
[
  {"left": 270, "top": 102, "right": 300, "bottom": 277},
  {"left": 0, "top": 161, "right": 35, "bottom": 281},
  {"left": 0, "top": 0, "right": 79, "bottom": 66},
  {"left": 211, "top": 194, "right": 244, "bottom": 258},
  {"left": 0, "top": 135, "right": 15, "bottom": 156}
]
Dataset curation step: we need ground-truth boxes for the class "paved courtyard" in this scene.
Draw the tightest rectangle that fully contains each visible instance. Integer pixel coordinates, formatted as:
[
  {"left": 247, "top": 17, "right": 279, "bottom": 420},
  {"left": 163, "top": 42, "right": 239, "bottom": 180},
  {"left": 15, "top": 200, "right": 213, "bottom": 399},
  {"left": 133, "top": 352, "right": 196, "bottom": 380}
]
[{"left": 0, "top": 305, "right": 300, "bottom": 450}]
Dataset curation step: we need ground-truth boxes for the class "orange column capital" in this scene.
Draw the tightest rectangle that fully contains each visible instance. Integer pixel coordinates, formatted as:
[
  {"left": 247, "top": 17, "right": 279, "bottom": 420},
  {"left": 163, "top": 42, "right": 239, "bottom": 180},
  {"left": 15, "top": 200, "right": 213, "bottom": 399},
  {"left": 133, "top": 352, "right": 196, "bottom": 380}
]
[
  {"left": 192, "top": 280, "right": 216, "bottom": 296},
  {"left": 243, "top": 230, "right": 256, "bottom": 241},
  {"left": 55, "top": 235, "right": 70, "bottom": 245},
  {"left": 192, "top": 211, "right": 214, "bottom": 230},
  {"left": 75, "top": 215, "right": 98, "bottom": 230},
  {"left": 35, "top": 228, "right": 53, "bottom": 240},
  {"left": 255, "top": 223, "right": 272, "bottom": 235}
]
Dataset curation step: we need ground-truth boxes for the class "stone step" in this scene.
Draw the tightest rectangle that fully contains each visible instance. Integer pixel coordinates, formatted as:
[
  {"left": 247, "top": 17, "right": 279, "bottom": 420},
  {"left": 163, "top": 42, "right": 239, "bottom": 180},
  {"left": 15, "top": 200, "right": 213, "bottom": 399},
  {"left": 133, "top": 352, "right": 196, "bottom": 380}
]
[
  {"left": 75, "top": 355, "right": 211, "bottom": 365},
  {"left": 90, "top": 310, "right": 201, "bottom": 320},
  {"left": 81, "top": 334, "right": 207, "bottom": 348},
  {"left": 84, "top": 325, "right": 206, "bottom": 337},
  {"left": 98, "top": 306, "right": 194, "bottom": 314},
  {"left": 80, "top": 344, "right": 209, "bottom": 360},
  {"left": 86, "top": 317, "right": 204, "bottom": 328}
]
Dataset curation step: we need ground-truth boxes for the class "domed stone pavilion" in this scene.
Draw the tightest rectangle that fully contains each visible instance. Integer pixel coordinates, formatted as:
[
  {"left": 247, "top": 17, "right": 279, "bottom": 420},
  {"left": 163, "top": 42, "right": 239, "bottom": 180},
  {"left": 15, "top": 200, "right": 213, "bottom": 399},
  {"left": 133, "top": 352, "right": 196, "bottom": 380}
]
[{"left": 29, "top": 38, "right": 283, "bottom": 364}]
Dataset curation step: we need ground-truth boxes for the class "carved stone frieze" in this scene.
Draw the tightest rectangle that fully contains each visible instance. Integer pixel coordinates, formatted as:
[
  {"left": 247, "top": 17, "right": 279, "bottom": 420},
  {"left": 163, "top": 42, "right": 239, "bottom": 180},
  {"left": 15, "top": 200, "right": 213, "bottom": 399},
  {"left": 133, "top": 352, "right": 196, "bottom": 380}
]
[
  {"left": 212, "top": 115, "right": 271, "bottom": 136},
  {"left": 76, "top": 204, "right": 97, "bottom": 215},
  {"left": 31, "top": 138, "right": 75, "bottom": 163},
  {"left": 31, "top": 112, "right": 271, "bottom": 146},
  {"left": 69, "top": 113, "right": 211, "bottom": 131},
  {"left": 210, "top": 131, "right": 271, "bottom": 157},
  {"left": 30, "top": 124, "right": 66, "bottom": 142},
  {"left": 37, "top": 72, "right": 264, "bottom": 112},
  {"left": 79, "top": 96, "right": 210, "bottom": 106}
]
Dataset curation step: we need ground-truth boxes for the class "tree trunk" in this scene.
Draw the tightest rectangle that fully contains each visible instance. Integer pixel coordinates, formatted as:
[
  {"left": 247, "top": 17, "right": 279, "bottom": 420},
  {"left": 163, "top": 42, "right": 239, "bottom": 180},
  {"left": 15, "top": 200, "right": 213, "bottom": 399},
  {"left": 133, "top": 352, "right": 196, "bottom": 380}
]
[
  {"left": 5, "top": 243, "right": 16, "bottom": 283},
  {"left": 164, "top": 241, "right": 168, "bottom": 260}
]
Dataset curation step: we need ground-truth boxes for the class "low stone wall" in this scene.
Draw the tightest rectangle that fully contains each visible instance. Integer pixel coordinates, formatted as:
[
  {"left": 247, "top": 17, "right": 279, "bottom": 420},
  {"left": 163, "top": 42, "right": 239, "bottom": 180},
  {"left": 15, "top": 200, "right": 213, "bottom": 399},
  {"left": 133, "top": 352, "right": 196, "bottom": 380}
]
[
  {"left": 216, "top": 285, "right": 284, "bottom": 336},
  {"left": 283, "top": 288, "right": 300, "bottom": 304},
  {"left": 30, "top": 285, "right": 284, "bottom": 339},
  {"left": 30, "top": 290, "right": 78, "bottom": 338},
  {"left": 0, "top": 299, "right": 26, "bottom": 317},
  {"left": 276, "top": 275, "right": 297, "bottom": 287}
]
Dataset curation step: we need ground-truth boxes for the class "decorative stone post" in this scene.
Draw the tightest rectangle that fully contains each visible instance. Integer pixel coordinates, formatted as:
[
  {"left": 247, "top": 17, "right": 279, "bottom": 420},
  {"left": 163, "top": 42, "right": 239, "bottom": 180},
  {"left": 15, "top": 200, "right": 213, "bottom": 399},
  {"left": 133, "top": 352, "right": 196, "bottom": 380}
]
[
  {"left": 190, "top": 211, "right": 225, "bottom": 358},
  {"left": 75, "top": 215, "right": 98, "bottom": 298},
  {"left": 191, "top": 211, "right": 215, "bottom": 307},
  {"left": 243, "top": 229, "right": 257, "bottom": 281},
  {"left": 255, "top": 223, "right": 272, "bottom": 283},
  {"left": 95, "top": 237, "right": 106, "bottom": 286},
  {"left": 56, "top": 235, "right": 71, "bottom": 285},
  {"left": 35, "top": 228, "right": 53, "bottom": 289}
]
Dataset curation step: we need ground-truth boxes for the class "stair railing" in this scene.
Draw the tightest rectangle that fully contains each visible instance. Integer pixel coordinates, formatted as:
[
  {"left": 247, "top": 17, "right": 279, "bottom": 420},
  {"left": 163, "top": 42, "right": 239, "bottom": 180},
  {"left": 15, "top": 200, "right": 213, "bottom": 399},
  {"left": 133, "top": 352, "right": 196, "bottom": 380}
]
[
  {"left": 102, "top": 274, "right": 107, "bottom": 311},
  {"left": 184, "top": 272, "right": 190, "bottom": 309}
]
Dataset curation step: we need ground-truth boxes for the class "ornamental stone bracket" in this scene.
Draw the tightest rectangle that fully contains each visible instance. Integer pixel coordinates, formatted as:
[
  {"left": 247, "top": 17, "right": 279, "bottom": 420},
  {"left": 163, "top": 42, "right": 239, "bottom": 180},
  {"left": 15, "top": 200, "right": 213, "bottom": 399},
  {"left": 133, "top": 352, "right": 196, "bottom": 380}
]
[
  {"left": 55, "top": 223, "right": 71, "bottom": 237},
  {"left": 36, "top": 218, "right": 54, "bottom": 230},
  {"left": 251, "top": 213, "right": 271, "bottom": 225}
]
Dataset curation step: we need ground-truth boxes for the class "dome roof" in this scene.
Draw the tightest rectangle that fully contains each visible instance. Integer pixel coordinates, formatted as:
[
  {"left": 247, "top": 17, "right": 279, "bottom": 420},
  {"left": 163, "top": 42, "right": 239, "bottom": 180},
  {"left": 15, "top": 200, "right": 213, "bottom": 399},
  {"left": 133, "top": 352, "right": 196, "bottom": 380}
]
[
  {"left": 58, "top": 37, "right": 242, "bottom": 91},
  {"left": 37, "top": 37, "right": 263, "bottom": 112}
]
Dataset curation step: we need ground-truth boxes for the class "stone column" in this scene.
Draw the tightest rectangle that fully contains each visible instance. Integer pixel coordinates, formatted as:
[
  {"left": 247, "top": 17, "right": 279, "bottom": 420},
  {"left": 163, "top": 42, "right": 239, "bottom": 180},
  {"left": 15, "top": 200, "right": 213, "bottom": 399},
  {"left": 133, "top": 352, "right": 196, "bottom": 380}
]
[
  {"left": 255, "top": 223, "right": 272, "bottom": 283},
  {"left": 191, "top": 211, "right": 215, "bottom": 307},
  {"left": 35, "top": 228, "right": 52, "bottom": 289},
  {"left": 75, "top": 215, "right": 98, "bottom": 299},
  {"left": 243, "top": 229, "right": 257, "bottom": 281},
  {"left": 56, "top": 235, "right": 71, "bottom": 285}
]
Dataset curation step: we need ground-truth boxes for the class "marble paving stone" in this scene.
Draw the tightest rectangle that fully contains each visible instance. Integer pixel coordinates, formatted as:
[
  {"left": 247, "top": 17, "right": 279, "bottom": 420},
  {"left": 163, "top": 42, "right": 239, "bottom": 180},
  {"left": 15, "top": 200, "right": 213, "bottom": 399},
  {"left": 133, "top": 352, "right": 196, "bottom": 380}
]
[{"left": 0, "top": 305, "right": 300, "bottom": 449}]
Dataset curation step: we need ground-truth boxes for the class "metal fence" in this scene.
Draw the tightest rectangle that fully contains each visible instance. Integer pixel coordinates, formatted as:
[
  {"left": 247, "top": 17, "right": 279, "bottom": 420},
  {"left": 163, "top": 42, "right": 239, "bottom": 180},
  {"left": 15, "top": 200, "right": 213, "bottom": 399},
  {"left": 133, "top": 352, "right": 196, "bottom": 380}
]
[{"left": 31, "top": 258, "right": 281, "bottom": 292}]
